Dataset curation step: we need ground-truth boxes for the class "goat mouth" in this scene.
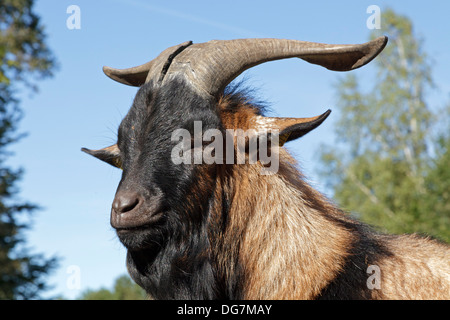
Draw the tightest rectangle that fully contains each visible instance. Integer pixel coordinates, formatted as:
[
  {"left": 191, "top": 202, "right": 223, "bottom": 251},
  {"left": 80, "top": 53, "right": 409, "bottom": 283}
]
[
  {"left": 112, "top": 211, "right": 165, "bottom": 233},
  {"left": 114, "top": 212, "right": 167, "bottom": 250}
]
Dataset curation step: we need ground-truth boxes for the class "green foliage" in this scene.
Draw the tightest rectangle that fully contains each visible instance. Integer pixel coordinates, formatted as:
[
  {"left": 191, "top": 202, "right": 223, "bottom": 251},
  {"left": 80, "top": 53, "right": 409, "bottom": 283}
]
[
  {"left": 0, "top": 0, "right": 58, "bottom": 299},
  {"left": 422, "top": 130, "right": 450, "bottom": 239},
  {"left": 0, "top": 0, "right": 56, "bottom": 88},
  {"left": 78, "top": 275, "right": 147, "bottom": 300},
  {"left": 318, "top": 8, "right": 450, "bottom": 242}
]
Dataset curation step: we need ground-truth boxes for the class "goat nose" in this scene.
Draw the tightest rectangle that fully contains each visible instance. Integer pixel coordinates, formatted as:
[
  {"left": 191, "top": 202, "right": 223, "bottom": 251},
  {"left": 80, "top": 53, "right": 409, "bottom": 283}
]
[{"left": 112, "top": 191, "right": 141, "bottom": 214}]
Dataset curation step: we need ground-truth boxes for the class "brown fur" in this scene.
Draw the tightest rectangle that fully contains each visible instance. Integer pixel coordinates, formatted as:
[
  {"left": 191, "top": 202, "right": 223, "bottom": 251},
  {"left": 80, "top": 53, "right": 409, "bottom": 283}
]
[{"left": 208, "top": 95, "right": 450, "bottom": 300}]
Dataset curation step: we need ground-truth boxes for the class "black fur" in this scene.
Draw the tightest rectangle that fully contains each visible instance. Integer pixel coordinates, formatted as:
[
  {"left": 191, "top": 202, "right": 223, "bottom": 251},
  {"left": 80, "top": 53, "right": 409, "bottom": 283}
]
[{"left": 116, "top": 78, "right": 226, "bottom": 299}]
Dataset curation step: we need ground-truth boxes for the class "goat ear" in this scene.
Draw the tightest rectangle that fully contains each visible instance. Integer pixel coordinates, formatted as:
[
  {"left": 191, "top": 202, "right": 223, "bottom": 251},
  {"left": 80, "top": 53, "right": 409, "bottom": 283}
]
[
  {"left": 254, "top": 110, "right": 331, "bottom": 146},
  {"left": 279, "top": 109, "right": 331, "bottom": 145},
  {"left": 81, "top": 144, "right": 122, "bottom": 169}
]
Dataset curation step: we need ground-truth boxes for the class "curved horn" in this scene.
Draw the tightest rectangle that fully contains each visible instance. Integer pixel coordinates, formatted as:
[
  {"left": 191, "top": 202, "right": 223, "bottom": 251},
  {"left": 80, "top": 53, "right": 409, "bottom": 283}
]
[
  {"left": 101, "top": 37, "right": 387, "bottom": 97},
  {"left": 102, "top": 41, "right": 193, "bottom": 86},
  {"left": 168, "top": 36, "right": 388, "bottom": 97}
]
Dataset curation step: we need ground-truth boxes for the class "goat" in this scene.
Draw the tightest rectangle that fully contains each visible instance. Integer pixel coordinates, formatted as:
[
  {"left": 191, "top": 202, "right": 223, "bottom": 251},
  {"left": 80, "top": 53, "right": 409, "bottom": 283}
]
[{"left": 82, "top": 37, "right": 450, "bottom": 299}]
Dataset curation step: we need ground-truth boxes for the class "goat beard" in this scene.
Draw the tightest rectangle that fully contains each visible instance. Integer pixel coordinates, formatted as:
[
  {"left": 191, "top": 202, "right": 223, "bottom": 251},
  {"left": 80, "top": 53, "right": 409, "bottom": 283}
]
[{"left": 123, "top": 212, "right": 219, "bottom": 299}]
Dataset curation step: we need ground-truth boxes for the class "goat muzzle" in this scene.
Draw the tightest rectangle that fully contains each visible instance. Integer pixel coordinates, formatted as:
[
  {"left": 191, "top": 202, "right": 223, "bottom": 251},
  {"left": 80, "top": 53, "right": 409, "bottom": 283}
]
[{"left": 110, "top": 189, "right": 164, "bottom": 231}]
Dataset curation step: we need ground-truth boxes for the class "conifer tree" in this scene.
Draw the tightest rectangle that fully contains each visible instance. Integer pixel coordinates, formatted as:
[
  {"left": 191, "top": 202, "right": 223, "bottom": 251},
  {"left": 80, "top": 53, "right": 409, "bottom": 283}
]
[{"left": 0, "top": 0, "right": 58, "bottom": 299}]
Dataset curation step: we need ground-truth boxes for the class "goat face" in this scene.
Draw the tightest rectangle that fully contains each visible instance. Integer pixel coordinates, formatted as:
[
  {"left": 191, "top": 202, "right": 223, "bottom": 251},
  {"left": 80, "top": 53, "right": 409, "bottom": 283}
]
[
  {"left": 82, "top": 38, "right": 387, "bottom": 251},
  {"left": 84, "top": 79, "right": 221, "bottom": 250}
]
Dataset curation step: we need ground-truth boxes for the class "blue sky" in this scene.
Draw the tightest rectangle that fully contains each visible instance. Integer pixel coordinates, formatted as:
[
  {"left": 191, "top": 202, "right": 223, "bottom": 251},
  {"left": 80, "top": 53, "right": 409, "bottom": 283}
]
[{"left": 10, "top": 0, "right": 450, "bottom": 299}]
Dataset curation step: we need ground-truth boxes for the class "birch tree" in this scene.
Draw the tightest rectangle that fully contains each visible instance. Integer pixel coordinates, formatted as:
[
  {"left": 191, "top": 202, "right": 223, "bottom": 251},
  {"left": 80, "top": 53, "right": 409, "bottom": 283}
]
[{"left": 318, "top": 9, "right": 449, "bottom": 242}]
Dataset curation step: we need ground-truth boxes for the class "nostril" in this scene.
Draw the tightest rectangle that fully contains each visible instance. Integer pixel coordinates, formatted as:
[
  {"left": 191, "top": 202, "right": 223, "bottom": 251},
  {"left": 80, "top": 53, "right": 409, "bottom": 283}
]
[{"left": 113, "top": 192, "right": 141, "bottom": 214}]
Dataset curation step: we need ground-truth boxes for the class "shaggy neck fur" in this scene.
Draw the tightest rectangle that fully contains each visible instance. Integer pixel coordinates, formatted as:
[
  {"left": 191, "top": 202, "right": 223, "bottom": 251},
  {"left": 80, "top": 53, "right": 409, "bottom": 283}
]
[{"left": 209, "top": 151, "right": 391, "bottom": 299}]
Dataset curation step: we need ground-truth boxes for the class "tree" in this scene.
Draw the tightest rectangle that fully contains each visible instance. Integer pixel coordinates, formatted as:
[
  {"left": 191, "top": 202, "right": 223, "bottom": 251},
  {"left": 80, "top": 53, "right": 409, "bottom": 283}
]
[
  {"left": 0, "top": 0, "right": 58, "bottom": 299},
  {"left": 78, "top": 275, "right": 147, "bottom": 300},
  {"left": 318, "top": 8, "right": 449, "bottom": 242},
  {"left": 422, "top": 106, "right": 450, "bottom": 240}
]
